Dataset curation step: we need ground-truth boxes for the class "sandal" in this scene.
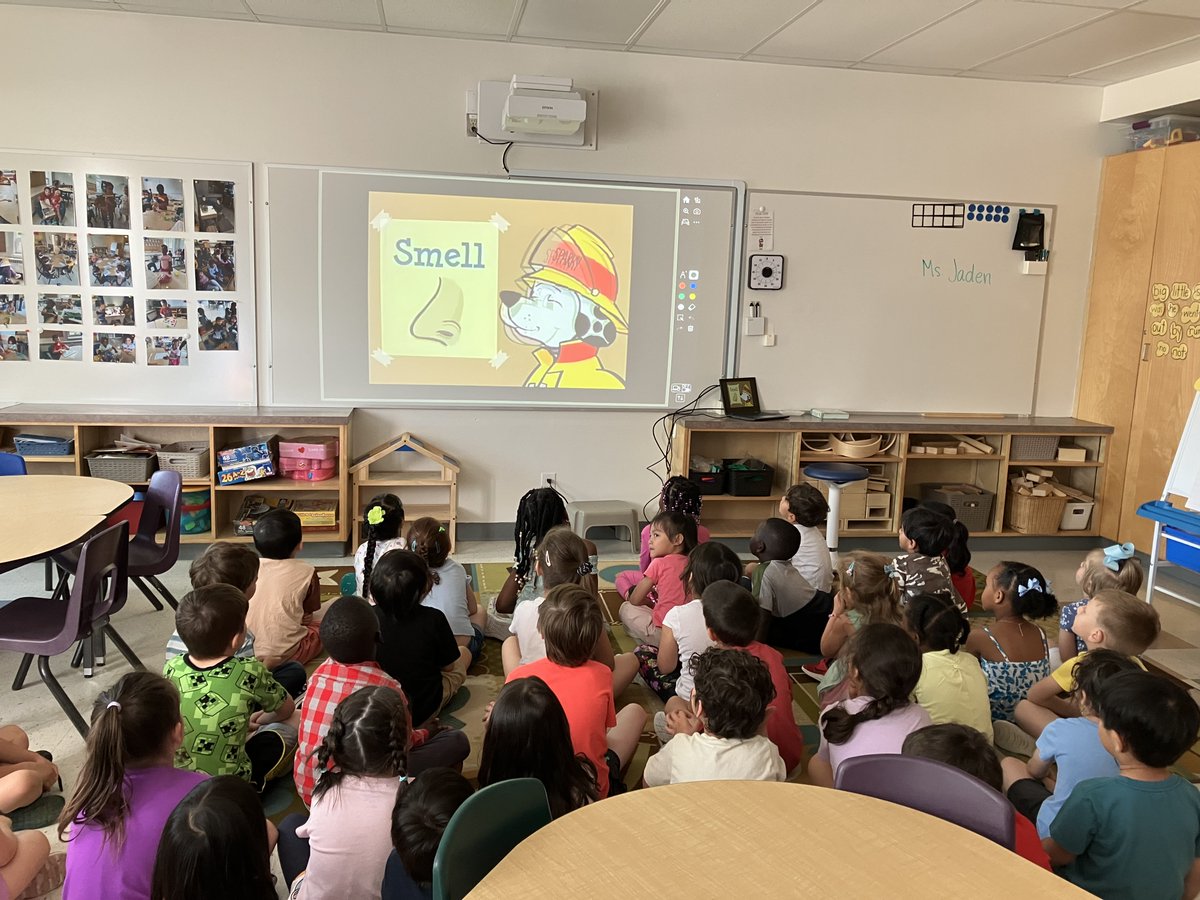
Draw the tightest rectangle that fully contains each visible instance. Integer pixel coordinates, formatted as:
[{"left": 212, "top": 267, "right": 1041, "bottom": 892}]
[
  {"left": 14, "top": 850, "right": 66, "bottom": 900},
  {"left": 8, "top": 794, "right": 65, "bottom": 832}
]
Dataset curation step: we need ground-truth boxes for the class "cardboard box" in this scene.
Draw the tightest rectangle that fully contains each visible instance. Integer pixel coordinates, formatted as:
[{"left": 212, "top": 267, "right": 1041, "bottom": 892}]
[
  {"left": 217, "top": 459, "right": 276, "bottom": 485},
  {"left": 217, "top": 435, "right": 278, "bottom": 467},
  {"left": 1056, "top": 446, "right": 1088, "bottom": 462},
  {"left": 278, "top": 436, "right": 339, "bottom": 459}
]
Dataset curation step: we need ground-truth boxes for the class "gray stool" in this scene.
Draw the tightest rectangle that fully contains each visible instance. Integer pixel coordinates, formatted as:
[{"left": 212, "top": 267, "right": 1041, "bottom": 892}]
[
  {"left": 566, "top": 500, "right": 640, "bottom": 553},
  {"left": 802, "top": 462, "right": 870, "bottom": 563}
]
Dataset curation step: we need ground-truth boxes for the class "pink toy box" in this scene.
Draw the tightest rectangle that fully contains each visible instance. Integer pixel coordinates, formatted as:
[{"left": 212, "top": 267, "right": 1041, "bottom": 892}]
[
  {"left": 280, "top": 467, "right": 337, "bottom": 482},
  {"left": 278, "top": 436, "right": 339, "bottom": 460},
  {"left": 278, "top": 456, "right": 336, "bottom": 472}
]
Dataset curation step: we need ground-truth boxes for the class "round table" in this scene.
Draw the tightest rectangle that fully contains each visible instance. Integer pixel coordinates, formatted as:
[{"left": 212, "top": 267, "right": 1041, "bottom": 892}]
[
  {"left": 466, "top": 781, "right": 1091, "bottom": 899},
  {"left": 0, "top": 474, "right": 132, "bottom": 567}
]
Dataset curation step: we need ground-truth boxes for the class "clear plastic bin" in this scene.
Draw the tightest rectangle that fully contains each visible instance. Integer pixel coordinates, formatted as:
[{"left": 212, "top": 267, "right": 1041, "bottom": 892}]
[{"left": 1128, "top": 116, "right": 1200, "bottom": 151}]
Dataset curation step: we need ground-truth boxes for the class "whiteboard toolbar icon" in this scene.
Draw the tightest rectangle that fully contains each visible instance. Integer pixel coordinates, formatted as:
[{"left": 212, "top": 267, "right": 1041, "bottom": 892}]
[{"left": 688, "top": 270, "right": 699, "bottom": 279}]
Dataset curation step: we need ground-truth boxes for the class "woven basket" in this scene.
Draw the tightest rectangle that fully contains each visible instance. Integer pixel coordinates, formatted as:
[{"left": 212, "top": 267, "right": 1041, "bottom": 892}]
[
  {"left": 86, "top": 452, "right": 158, "bottom": 483},
  {"left": 1005, "top": 491, "right": 1067, "bottom": 534},
  {"left": 157, "top": 442, "right": 210, "bottom": 478},
  {"left": 1010, "top": 435, "right": 1059, "bottom": 461}
]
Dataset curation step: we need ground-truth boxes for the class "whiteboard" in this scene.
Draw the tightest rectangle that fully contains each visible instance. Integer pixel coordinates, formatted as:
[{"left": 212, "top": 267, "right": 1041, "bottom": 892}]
[{"left": 738, "top": 191, "right": 1055, "bottom": 415}]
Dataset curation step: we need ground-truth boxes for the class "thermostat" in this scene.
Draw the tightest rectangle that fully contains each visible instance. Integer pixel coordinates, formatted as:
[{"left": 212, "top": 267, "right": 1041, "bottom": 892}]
[{"left": 748, "top": 254, "right": 784, "bottom": 290}]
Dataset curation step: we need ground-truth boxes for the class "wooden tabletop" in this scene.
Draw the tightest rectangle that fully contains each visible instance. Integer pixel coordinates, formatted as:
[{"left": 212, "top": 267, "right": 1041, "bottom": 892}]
[
  {"left": 0, "top": 475, "right": 132, "bottom": 566},
  {"left": 467, "top": 782, "right": 1089, "bottom": 899},
  {"left": 0, "top": 403, "right": 353, "bottom": 425}
]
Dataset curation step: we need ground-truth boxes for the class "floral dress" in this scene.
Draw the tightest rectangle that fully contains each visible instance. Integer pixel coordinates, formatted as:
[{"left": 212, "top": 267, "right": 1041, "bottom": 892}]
[{"left": 978, "top": 625, "right": 1050, "bottom": 722}]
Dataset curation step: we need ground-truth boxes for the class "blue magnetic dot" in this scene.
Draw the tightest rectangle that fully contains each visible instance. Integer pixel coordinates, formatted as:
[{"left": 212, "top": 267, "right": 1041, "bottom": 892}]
[
  {"left": 1003, "top": 206, "right": 1010, "bottom": 214},
  {"left": 985, "top": 214, "right": 993, "bottom": 222},
  {"left": 1001, "top": 215, "right": 1009, "bottom": 223},
  {"left": 968, "top": 204, "right": 976, "bottom": 212},
  {"left": 986, "top": 204, "right": 994, "bottom": 213},
  {"left": 967, "top": 212, "right": 974, "bottom": 221},
  {"left": 689, "top": 283, "right": 696, "bottom": 289}
]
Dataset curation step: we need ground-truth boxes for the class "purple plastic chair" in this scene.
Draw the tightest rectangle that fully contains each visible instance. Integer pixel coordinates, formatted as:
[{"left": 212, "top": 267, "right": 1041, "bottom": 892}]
[
  {"left": 0, "top": 521, "right": 144, "bottom": 737},
  {"left": 834, "top": 753, "right": 1016, "bottom": 849},
  {"left": 55, "top": 469, "right": 184, "bottom": 611}
]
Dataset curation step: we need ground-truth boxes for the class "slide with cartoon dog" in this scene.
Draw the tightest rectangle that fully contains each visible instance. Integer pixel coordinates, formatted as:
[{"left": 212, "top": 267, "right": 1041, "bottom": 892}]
[{"left": 367, "top": 192, "right": 633, "bottom": 389}]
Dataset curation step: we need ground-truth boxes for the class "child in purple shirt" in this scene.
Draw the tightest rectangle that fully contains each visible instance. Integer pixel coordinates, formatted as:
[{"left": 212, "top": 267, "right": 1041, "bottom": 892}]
[{"left": 59, "top": 672, "right": 207, "bottom": 900}]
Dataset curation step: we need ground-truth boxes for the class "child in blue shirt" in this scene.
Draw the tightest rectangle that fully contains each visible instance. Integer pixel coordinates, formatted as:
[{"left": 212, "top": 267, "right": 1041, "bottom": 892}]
[
  {"left": 1001, "top": 649, "right": 1140, "bottom": 838},
  {"left": 1043, "top": 669, "right": 1200, "bottom": 900}
]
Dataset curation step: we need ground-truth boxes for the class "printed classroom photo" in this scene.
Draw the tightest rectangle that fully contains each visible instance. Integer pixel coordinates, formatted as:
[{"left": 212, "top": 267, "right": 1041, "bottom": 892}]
[
  {"left": 0, "top": 232, "right": 23, "bottom": 285},
  {"left": 38, "top": 328, "right": 82, "bottom": 360},
  {"left": 33, "top": 232, "right": 79, "bottom": 286},
  {"left": 194, "top": 179, "right": 234, "bottom": 232},
  {"left": 197, "top": 298, "right": 237, "bottom": 351},
  {"left": 0, "top": 330, "right": 28, "bottom": 361},
  {"left": 146, "top": 297, "right": 187, "bottom": 329},
  {"left": 89, "top": 235, "right": 131, "bottom": 287},
  {"left": 146, "top": 238, "right": 187, "bottom": 290},
  {"left": 0, "top": 293, "right": 26, "bottom": 325},
  {"left": 92, "top": 296, "right": 135, "bottom": 327},
  {"left": 0, "top": 170, "right": 17, "bottom": 225},
  {"left": 195, "top": 240, "right": 235, "bottom": 291},
  {"left": 142, "top": 177, "right": 185, "bottom": 232},
  {"left": 38, "top": 294, "right": 82, "bottom": 325},
  {"left": 93, "top": 331, "right": 136, "bottom": 364},
  {"left": 85, "top": 174, "right": 131, "bottom": 229},
  {"left": 146, "top": 334, "right": 187, "bottom": 366},
  {"left": 30, "top": 170, "right": 75, "bottom": 226}
]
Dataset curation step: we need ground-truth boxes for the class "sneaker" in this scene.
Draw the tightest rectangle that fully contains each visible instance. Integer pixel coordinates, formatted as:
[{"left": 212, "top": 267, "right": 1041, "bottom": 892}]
[
  {"left": 15, "top": 851, "right": 66, "bottom": 900},
  {"left": 800, "top": 659, "right": 830, "bottom": 680},
  {"left": 653, "top": 710, "right": 672, "bottom": 746},
  {"left": 993, "top": 720, "right": 1038, "bottom": 758}
]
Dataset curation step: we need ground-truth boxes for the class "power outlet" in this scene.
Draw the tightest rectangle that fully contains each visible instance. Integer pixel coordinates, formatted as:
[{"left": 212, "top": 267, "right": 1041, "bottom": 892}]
[{"left": 541, "top": 472, "right": 557, "bottom": 487}]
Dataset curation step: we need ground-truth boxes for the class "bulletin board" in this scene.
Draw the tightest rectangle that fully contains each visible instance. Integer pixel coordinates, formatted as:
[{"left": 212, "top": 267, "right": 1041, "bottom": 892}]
[
  {"left": 738, "top": 190, "right": 1056, "bottom": 415},
  {"left": 0, "top": 150, "right": 254, "bottom": 405}
]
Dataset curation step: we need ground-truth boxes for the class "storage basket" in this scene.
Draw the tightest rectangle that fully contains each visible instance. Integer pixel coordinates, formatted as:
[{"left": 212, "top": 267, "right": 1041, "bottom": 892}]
[
  {"left": 688, "top": 468, "right": 726, "bottom": 495},
  {"left": 1009, "top": 435, "right": 1059, "bottom": 461},
  {"left": 180, "top": 488, "right": 212, "bottom": 535},
  {"left": 86, "top": 452, "right": 158, "bottom": 483},
  {"left": 157, "top": 442, "right": 210, "bottom": 478},
  {"left": 13, "top": 434, "right": 74, "bottom": 456},
  {"left": 1005, "top": 490, "right": 1067, "bottom": 534},
  {"left": 921, "top": 484, "right": 995, "bottom": 533},
  {"left": 726, "top": 459, "right": 775, "bottom": 497}
]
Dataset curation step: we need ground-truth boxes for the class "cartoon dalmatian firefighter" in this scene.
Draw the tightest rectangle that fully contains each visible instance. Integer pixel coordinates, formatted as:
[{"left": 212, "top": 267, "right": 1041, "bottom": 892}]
[{"left": 500, "top": 224, "right": 627, "bottom": 389}]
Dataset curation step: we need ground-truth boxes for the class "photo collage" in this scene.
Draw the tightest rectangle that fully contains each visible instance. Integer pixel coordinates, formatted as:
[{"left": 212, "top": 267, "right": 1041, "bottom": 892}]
[{"left": 0, "top": 163, "right": 238, "bottom": 365}]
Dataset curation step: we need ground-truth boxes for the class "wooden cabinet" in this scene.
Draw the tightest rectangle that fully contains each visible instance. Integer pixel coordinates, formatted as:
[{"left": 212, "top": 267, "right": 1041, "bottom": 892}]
[{"left": 1078, "top": 143, "right": 1200, "bottom": 546}]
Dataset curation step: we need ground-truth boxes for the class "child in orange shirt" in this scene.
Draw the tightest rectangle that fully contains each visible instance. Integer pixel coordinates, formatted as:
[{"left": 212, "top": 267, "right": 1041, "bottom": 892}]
[{"left": 249, "top": 509, "right": 323, "bottom": 668}]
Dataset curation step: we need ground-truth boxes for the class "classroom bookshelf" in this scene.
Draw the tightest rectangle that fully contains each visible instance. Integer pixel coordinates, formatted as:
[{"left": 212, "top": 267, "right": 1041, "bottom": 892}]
[
  {"left": 0, "top": 405, "right": 352, "bottom": 548},
  {"left": 671, "top": 414, "right": 1112, "bottom": 540}
]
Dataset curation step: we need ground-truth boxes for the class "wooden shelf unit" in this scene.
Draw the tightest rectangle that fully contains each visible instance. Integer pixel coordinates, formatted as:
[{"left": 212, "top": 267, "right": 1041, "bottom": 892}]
[
  {"left": 350, "top": 433, "right": 460, "bottom": 550},
  {"left": 0, "top": 406, "right": 353, "bottom": 548},
  {"left": 671, "top": 416, "right": 1112, "bottom": 540}
]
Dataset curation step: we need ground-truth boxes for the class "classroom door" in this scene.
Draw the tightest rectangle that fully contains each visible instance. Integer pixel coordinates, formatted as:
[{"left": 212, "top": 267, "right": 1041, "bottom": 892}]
[{"left": 1120, "top": 141, "right": 1200, "bottom": 549}]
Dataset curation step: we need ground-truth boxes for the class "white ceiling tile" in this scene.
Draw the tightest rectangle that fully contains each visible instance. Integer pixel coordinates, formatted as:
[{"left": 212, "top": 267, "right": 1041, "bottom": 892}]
[
  {"left": 1072, "top": 34, "right": 1200, "bottom": 80},
  {"left": 974, "top": 10, "right": 1200, "bottom": 75},
  {"left": 509, "top": 34, "right": 628, "bottom": 50},
  {"left": 1134, "top": 0, "right": 1200, "bottom": 16},
  {"left": 381, "top": 0, "right": 517, "bottom": 36},
  {"left": 852, "top": 61, "right": 964, "bottom": 76},
  {"left": 247, "top": 0, "right": 380, "bottom": 26},
  {"left": 0, "top": 0, "right": 117, "bottom": 7},
  {"left": 629, "top": 44, "right": 743, "bottom": 59},
  {"left": 635, "top": 0, "right": 805, "bottom": 54},
  {"left": 755, "top": 0, "right": 974, "bottom": 61},
  {"left": 957, "top": 69, "right": 1069, "bottom": 81},
  {"left": 742, "top": 53, "right": 855, "bottom": 66},
  {"left": 870, "top": 0, "right": 1106, "bottom": 69},
  {"left": 115, "top": 0, "right": 254, "bottom": 16},
  {"left": 1012, "top": 0, "right": 1137, "bottom": 7},
  {"left": 516, "top": 0, "right": 661, "bottom": 44}
]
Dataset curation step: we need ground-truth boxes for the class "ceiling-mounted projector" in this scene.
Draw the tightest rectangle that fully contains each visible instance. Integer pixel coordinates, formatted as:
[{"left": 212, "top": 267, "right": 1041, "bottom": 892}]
[{"left": 472, "top": 75, "right": 596, "bottom": 148}]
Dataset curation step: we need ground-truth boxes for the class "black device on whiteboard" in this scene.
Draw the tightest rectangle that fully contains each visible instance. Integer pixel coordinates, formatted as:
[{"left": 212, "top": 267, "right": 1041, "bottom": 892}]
[
  {"left": 719, "top": 377, "right": 787, "bottom": 420},
  {"left": 747, "top": 254, "right": 784, "bottom": 290}
]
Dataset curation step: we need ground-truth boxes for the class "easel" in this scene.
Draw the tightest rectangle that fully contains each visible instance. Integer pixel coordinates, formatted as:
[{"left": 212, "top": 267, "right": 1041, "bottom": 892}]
[{"left": 1137, "top": 380, "right": 1200, "bottom": 608}]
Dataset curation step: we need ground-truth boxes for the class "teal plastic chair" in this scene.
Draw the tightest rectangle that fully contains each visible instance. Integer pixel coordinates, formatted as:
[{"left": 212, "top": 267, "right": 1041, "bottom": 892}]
[
  {"left": 339, "top": 572, "right": 357, "bottom": 596},
  {"left": 431, "top": 778, "right": 552, "bottom": 900}
]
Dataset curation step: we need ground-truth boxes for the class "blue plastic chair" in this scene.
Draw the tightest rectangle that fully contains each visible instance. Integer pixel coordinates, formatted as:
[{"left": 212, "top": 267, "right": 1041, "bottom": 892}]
[{"left": 0, "top": 453, "right": 27, "bottom": 476}]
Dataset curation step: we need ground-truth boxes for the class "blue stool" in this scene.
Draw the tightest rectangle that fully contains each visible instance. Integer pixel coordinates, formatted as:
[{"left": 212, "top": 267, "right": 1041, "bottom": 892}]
[{"left": 803, "top": 462, "right": 870, "bottom": 562}]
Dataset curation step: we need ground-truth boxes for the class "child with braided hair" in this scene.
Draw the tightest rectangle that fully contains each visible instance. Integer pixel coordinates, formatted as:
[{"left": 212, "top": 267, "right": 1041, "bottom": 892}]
[
  {"left": 906, "top": 593, "right": 993, "bottom": 742},
  {"left": 808, "top": 623, "right": 931, "bottom": 788},
  {"left": 354, "top": 494, "right": 405, "bottom": 602},
  {"left": 615, "top": 475, "right": 711, "bottom": 599},
  {"left": 278, "top": 685, "right": 411, "bottom": 898},
  {"left": 407, "top": 516, "right": 487, "bottom": 662}
]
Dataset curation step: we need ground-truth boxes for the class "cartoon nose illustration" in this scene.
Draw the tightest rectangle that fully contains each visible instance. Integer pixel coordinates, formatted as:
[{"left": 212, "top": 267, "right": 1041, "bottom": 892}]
[
  {"left": 500, "top": 290, "right": 523, "bottom": 309},
  {"left": 409, "top": 276, "right": 464, "bottom": 346}
]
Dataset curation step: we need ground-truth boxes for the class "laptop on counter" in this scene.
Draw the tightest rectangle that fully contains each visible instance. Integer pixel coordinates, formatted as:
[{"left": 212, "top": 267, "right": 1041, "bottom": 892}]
[{"left": 719, "top": 377, "right": 788, "bottom": 421}]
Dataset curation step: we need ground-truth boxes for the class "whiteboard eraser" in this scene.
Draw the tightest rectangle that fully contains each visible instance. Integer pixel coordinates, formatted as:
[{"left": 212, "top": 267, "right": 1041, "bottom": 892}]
[
  {"left": 1022, "top": 260, "right": 1047, "bottom": 276},
  {"left": 763, "top": 333, "right": 777, "bottom": 347},
  {"left": 744, "top": 316, "right": 766, "bottom": 336}
]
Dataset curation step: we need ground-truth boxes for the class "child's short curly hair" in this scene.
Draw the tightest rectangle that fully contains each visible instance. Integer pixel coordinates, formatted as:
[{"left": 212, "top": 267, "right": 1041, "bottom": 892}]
[
  {"left": 689, "top": 647, "right": 775, "bottom": 740},
  {"left": 783, "top": 483, "right": 829, "bottom": 528}
]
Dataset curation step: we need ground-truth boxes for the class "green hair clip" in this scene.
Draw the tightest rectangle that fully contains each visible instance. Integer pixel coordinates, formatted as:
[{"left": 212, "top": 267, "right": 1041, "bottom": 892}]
[{"left": 366, "top": 506, "right": 385, "bottom": 527}]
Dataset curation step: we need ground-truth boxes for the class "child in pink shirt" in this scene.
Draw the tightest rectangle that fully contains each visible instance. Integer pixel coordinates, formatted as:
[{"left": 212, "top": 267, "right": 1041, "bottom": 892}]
[
  {"left": 618, "top": 511, "right": 697, "bottom": 646},
  {"left": 615, "top": 476, "right": 711, "bottom": 599}
]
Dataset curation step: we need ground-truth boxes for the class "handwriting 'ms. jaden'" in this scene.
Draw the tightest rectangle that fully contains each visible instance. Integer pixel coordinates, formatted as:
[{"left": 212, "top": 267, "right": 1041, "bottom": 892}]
[{"left": 393, "top": 238, "right": 486, "bottom": 270}]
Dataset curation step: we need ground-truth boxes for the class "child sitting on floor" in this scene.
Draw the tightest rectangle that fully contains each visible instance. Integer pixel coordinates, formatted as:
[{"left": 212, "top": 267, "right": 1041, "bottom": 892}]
[
  {"left": 166, "top": 540, "right": 307, "bottom": 698},
  {"left": 0, "top": 811, "right": 62, "bottom": 900},
  {"left": 249, "top": 508, "right": 324, "bottom": 668},
  {"left": 163, "top": 584, "right": 296, "bottom": 790},
  {"left": 293, "top": 596, "right": 469, "bottom": 809},
  {"left": 354, "top": 493, "right": 405, "bottom": 602},
  {"left": 1058, "top": 543, "right": 1144, "bottom": 666},
  {"left": 60, "top": 672, "right": 205, "bottom": 900},
  {"left": 0, "top": 724, "right": 58, "bottom": 824},
  {"left": 479, "top": 677, "right": 598, "bottom": 819},
  {"left": 615, "top": 476, "right": 711, "bottom": 600},
  {"left": 406, "top": 516, "right": 488, "bottom": 663},
  {"left": 1043, "top": 671, "right": 1200, "bottom": 900},
  {"left": 808, "top": 623, "right": 931, "bottom": 789},
  {"left": 1001, "top": 650, "right": 1141, "bottom": 840},
  {"left": 907, "top": 593, "right": 993, "bottom": 742},
  {"left": 892, "top": 506, "right": 965, "bottom": 614},
  {"left": 750, "top": 516, "right": 832, "bottom": 654},
  {"left": 619, "top": 510, "right": 697, "bottom": 646},
  {"left": 644, "top": 647, "right": 785, "bottom": 786},
  {"left": 918, "top": 499, "right": 976, "bottom": 609},
  {"left": 1014, "top": 588, "right": 1159, "bottom": 743},
  {"left": 508, "top": 584, "right": 648, "bottom": 798},
  {"left": 383, "top": 769, "right": 474, "bottom": 900},
  {"left": 773, "top": 483, "right": 833, "bottom": 597},
  {"left": 965, "top": 561, "right": 1055, "bottom": 723},
  {"left": 901, "top": 724, "right": 1050, "bottom": 871}
]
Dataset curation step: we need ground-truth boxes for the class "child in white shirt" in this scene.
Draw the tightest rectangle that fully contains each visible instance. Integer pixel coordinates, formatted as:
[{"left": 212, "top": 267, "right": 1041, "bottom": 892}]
[
  {"left": 779, "top": 483, "right": 833, "bottom": 593},
  {"left": 407, "top": 516, "right": 487, "bottom": 663},
  {"left": 643, "top": 646, "right": 785, "bottom": 786},
  {"left": 353, "top": 494, "right": 405, "bottom": 601}
]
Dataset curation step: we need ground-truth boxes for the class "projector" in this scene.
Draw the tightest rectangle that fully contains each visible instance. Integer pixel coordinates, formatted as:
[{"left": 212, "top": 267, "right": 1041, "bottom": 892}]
[
  {"left": 473, "top": 75, "right": 595, "bottom": 148},
  {"left": 504, "top": 90, "right": 586, "bottom": 135}
]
